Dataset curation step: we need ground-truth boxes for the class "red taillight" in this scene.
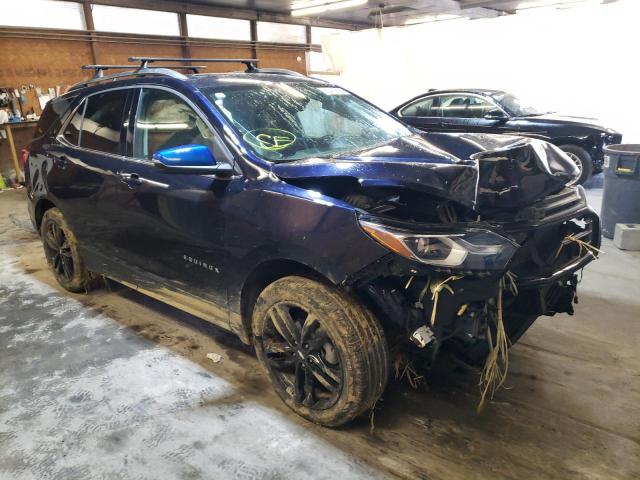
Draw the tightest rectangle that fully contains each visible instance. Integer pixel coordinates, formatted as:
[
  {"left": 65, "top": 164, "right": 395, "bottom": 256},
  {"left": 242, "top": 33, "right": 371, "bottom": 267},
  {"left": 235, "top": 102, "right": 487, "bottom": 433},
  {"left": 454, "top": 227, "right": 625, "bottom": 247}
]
[{"left": 20, "top": 148, "right": 30, "bottom": 171}]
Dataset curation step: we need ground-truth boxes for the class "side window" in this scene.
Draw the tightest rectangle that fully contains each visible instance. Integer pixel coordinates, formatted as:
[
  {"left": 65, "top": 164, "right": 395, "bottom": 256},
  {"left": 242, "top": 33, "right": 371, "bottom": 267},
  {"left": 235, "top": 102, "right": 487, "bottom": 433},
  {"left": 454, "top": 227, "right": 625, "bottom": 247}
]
[
  {"left": 133, "top": 89, "right": 213, "bottom": 160},
  {"left": 400, "top": 97, "right": 439, "bottom": 117},
  {"left": 62, "top": 100, "right": 85, "bottom": 146},
  {"left": 440, "top": 95, "right": 471, "bottom": 118},
  {"left": 440, "top": 94, "right": 495, "bottom": 119},
  {"left": 80, "top": 90, "right": 128, "bottom": 154},
  {"left": 466, "top": 96, "right": 495, "bottom": 118}
]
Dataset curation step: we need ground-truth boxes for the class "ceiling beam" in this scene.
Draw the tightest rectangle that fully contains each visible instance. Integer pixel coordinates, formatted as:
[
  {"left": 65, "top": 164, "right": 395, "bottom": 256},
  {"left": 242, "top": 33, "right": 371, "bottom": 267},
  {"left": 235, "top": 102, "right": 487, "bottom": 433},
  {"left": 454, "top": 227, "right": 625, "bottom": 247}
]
[
  {"left": 458, "top": 0, "right": 515, "bottom": 8},
  {"left": 62, "top": 0, "right": 365, "bottom": 29},
  {"left": 82, "top": 0, "right": 98, "bottom": 63}
]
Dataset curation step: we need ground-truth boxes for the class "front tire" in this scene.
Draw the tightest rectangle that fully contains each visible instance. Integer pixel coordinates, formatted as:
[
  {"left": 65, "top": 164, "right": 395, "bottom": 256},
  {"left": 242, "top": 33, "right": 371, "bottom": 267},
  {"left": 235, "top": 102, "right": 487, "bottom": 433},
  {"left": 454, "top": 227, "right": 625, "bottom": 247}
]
[
  {"left": 252, "top": 276, "right": 389, "bottom": 427},
  {"left": 40, "top": 208, "right": 90, "bottom": 292},
  {"left": 560, "top": 144, "right": 593, "bottom": 185}
]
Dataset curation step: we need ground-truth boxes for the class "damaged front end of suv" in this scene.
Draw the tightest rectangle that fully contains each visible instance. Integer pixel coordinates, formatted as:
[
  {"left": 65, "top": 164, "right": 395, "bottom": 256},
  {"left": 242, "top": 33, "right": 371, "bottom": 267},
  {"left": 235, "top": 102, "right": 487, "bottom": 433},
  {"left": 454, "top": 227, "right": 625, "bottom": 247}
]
[{"left": 269, "top": 130, "right": 599, "bottom": 405}]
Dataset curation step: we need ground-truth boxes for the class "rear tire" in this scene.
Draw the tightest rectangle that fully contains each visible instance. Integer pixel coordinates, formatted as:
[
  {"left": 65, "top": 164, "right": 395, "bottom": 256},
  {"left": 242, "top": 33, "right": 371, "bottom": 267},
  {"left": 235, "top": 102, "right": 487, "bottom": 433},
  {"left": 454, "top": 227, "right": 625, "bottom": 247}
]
[
  {"left": 252, "top": 276, "right": 389, "bottom": 427},
  {"left": 560, "top": 144, "right": 593, "bottom": 185},
  {"left": 40, "top": 208, "right": 90, "bottom": 293}
]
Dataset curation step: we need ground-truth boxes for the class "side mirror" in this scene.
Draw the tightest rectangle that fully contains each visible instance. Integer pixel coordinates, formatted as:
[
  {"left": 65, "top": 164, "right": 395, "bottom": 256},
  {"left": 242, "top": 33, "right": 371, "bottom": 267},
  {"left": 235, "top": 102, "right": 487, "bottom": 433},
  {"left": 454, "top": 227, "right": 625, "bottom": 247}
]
[
  {"left": 484, "top": 109, "right": 508, "bottom": 121},
  {"left": 152, "top": 144, "right": 233, "bottom": 176}
]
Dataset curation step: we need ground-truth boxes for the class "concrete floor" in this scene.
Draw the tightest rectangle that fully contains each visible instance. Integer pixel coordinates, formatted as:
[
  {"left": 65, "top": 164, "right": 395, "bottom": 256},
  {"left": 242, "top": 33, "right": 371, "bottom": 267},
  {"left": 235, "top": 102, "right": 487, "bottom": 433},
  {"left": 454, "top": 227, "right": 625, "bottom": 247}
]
[{"left": 0, "top": 180, "right": 639, "bottom": 480}]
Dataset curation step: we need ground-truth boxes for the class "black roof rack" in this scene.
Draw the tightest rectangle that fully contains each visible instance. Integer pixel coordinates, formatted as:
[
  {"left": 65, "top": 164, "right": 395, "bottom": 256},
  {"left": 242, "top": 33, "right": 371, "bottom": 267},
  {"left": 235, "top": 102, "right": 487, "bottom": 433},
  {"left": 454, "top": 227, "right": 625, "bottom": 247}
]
[
  {"left": 256, "top": 68, "right": 306, "bottom": 77},
  {"left": 69, "top": 57, "right": 301, "bottom": 92},
  {"left": 82, "top": 64, "right": 208, "bottom": 78},
  {"left": 129, "top": 57, "right": 259, "bottom": 72},
  {"left": 81, "top": 65, "right": 137, "bottom": 78}
]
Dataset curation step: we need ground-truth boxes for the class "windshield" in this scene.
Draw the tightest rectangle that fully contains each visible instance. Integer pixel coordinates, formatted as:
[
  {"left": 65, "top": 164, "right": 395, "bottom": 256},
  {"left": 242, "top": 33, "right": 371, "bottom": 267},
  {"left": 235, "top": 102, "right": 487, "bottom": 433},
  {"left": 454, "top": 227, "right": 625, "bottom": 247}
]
[
  {"left": 200, "top": 80, "right": 411, "bottom": 162},
  {"left": 491, "top": 92, "right": 544, "bottom": 117}
]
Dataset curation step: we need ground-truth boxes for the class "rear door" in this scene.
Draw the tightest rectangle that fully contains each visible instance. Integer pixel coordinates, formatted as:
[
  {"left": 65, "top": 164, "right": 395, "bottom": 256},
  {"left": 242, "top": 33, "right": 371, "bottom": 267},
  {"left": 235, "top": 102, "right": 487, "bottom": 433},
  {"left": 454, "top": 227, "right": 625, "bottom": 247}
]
[
  {"left": 48, "top": 88, "right": 132, "bottom": 274},
  {"left": 396, "top": 95, "right": 443, "bottom": 131}
]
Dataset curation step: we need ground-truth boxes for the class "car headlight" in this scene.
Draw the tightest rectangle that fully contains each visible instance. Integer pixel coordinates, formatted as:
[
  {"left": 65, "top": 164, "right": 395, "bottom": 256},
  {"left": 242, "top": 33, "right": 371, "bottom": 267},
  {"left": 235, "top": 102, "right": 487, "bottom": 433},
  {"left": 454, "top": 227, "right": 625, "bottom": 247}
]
[
  {"left": 359, "top": 220, "right": 519, "bottom": 271},
  {"left": 601, "top": 130, "right": 618, "bottom": 144}
]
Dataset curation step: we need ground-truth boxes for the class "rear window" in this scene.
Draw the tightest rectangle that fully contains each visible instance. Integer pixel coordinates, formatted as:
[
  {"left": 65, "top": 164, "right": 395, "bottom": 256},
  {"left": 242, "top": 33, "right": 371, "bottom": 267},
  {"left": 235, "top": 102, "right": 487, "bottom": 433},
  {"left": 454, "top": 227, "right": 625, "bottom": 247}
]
[{"left": 400, "top": 97, "right": 438, "bottom": 117}]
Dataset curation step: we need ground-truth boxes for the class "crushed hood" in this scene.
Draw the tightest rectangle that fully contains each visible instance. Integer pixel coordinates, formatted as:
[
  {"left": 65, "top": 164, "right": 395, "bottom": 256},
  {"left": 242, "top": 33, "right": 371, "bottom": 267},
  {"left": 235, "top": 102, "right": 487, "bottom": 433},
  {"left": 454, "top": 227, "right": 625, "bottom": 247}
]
[
  {"left": 271, "top": 132, "right": 578, "bottom": 212},
  {"left": 422, "top": 132, "right": 579, "bottom": 211}
]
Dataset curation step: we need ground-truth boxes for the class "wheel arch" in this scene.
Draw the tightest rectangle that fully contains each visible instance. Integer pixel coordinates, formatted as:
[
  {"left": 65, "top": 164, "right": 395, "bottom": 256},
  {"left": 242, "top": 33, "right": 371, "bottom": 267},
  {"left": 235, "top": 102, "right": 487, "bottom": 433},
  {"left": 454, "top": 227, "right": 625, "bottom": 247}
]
[
  {"left": 550, "top": 136, "right": 594, "bottom": 151},
  {"left": 239, "top": 258, "right": 331, "bottom": 341},
  {"left": 34, "top": 198, "right": 57, "bottom": 233}
]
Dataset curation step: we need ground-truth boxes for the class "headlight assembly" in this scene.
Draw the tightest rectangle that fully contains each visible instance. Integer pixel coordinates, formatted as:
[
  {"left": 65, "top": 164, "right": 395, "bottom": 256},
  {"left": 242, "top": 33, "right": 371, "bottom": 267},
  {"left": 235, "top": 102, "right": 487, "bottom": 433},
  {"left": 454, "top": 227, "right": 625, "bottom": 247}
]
[{"left": 359, "top": 220, "right": 519, "bottom": 272}]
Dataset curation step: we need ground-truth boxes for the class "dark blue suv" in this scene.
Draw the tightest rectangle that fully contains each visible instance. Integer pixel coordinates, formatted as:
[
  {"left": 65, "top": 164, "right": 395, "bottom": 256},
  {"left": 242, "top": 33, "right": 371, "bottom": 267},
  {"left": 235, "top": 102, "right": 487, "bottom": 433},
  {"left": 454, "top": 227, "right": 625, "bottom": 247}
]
[{"left": 25, "top": 58, "right": 600, "bottom": 426}]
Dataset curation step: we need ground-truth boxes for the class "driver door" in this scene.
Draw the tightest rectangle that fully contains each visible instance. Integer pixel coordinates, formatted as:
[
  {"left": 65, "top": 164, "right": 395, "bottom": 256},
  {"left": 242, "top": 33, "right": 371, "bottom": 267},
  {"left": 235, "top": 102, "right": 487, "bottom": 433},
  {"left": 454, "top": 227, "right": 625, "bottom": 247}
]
[
  {"left": 463, "top": 95, "right": 518, "bottom": 134},
  {"left": 439, "top": 94, "right": 476, "bottom": 132},
  {"left": 106, "top": 87, "right": 236, "bottom": 325}
]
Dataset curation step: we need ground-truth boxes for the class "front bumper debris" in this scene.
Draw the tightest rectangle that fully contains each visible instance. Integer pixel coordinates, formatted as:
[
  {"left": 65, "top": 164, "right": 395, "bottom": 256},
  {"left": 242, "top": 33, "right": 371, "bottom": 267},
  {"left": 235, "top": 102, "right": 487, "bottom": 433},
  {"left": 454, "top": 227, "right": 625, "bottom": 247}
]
[{"left": 346, "top": 186, "right": 600, "bottom": 366}]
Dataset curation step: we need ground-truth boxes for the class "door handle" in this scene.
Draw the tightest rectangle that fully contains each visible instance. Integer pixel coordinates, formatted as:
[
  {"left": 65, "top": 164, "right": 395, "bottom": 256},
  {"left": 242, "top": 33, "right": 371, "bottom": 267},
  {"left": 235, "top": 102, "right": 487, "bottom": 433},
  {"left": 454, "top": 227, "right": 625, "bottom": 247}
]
[{"left": 118, "top": 172, "right": 143, "bottom": 187}]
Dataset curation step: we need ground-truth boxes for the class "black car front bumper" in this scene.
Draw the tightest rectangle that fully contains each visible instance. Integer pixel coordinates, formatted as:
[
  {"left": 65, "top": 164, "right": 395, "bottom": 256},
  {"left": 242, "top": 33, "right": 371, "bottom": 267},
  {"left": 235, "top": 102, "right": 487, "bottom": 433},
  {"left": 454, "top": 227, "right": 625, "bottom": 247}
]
[{"left": 593, "top": 133, "right": 623, "bottom": 170}]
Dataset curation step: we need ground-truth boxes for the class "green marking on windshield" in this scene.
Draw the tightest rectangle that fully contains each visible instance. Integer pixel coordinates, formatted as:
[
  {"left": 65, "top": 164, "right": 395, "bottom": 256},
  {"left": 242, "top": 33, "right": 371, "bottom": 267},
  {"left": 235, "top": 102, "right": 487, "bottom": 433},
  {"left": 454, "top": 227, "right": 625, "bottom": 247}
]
[{"left": 243, "top": 128, "right": 296, "bottom": 151}]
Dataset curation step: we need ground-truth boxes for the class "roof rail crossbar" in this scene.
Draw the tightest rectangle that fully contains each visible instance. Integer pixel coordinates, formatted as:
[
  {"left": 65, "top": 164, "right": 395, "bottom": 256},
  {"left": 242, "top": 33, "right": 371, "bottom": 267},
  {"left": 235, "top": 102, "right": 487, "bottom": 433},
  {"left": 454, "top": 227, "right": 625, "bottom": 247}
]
[
  {"left": 128, "top": 57, "right": 259, "bottom": 72},
  {"left": 82, "top": 65, "right": 135, "bottom": 78},
  {"left": 254, "top": 68, "right": 305, "bottom": 77},
  {"left": 82, "top": 64, "right": 209, "bottom": 79},
  {"left": 70, "top": 67, "right": 193, "bottom": 92}
]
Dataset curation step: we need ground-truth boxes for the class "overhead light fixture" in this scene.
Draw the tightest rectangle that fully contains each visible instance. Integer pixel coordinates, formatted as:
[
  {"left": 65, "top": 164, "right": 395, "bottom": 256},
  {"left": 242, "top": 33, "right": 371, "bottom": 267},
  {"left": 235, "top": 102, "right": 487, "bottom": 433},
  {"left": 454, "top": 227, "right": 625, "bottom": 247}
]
[{"left": 291, "top": 0, "right": 367, "bottom": 17}]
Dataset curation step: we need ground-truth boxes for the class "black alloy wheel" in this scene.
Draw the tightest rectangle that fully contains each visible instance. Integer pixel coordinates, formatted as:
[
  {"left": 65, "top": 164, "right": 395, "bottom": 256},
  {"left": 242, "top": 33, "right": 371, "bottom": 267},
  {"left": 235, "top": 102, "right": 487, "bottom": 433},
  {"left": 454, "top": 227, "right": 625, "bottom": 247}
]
[
  {"left": 560, "top": 144, "right": 593, "bottom": 185},
  {"left": 43, "top": 220, "right": 74, "bottom": 283},
  {"left": 40, "top": 208, "right": 90, "bottom": 292},
  {"left": 252, "top": 276, "right": 389, "bottom": 427},
  {"left": 262, "top": 302, "right": 343, "bottom": 410}
]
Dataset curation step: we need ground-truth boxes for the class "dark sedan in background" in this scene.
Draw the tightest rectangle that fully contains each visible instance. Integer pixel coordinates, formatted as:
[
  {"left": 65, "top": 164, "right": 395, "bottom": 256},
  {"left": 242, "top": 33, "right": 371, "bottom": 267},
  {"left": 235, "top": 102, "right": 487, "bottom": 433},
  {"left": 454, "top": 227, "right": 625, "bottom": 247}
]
[{"left": 390, "top": 89, "right": 622, "bottom": 184}]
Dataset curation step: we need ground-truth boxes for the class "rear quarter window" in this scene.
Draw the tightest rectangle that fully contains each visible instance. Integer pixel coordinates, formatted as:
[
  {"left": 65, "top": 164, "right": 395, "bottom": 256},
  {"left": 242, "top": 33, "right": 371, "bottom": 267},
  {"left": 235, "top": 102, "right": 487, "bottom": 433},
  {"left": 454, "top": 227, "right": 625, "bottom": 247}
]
[
  {"left": 34, "top": 103, "right": 58, "bottom": 138},
  {"left": 400, "top": 97, "right": 438, "bottom": 117},
  {"left": 34, "top": 95, "right": 77, "bottom": 139}
]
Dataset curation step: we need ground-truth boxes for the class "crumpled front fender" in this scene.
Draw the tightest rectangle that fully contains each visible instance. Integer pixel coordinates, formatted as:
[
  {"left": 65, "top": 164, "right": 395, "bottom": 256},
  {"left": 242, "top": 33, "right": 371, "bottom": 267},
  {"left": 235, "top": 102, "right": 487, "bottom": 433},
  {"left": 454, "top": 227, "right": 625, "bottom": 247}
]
[{"left": 473, "top": 138, "right": 579, "bottom": 211}]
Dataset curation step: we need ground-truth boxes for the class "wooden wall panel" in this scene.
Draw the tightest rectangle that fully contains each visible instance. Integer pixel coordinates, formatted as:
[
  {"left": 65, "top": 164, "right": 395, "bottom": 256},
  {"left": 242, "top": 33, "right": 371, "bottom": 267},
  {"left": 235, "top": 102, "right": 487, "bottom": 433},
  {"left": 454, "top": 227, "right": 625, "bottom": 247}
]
[
  {"left": 0, "top": 37, "right": 92, "bottom": 176},
  {"left": 94, "top": 41, "right": 183, "bottom": 66},
  {"left": 0, "top": 37, "right": 308, "bottom": 89},
  {"left": 0, "top": 38, "right": 93, "bottom": 89},
  {"left": 257, "top": 48, "right": 307, "bottom": 74},
  {"left": 189, "top": 45, "right": 254, "bottom": 72}
]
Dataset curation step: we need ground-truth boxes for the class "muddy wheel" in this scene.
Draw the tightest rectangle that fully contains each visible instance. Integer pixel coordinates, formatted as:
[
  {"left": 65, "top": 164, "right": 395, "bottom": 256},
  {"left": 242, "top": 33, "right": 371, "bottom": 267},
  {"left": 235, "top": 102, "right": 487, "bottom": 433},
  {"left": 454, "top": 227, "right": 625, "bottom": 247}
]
[
  {"left": 560, "top": 144, "right": 593, "bottom": 185},
  {"left": 252, "top": 276, "right": 389, "bottom": 427},
  {"left": 41, "top": 208, "right": 90, "bottom": 293}
]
